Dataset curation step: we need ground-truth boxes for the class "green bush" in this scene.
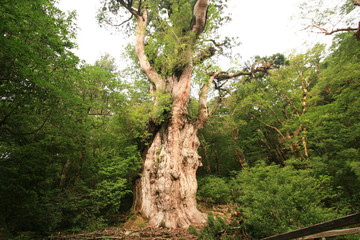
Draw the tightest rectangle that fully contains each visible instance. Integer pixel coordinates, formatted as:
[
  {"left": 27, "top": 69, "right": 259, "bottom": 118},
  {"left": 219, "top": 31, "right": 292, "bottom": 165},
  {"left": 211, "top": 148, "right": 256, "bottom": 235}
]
[
  {"left": 59, "top": 146, "right": 140, "bottom": 231},
  {"left": 230, "top": 164, "right": 338, "bottom": 239},
  {"left": 197, "top": 176, "right": 232, "bottom": 204},
  {"left": 189, "top": 213, "right": 243, "bottom": 240}
]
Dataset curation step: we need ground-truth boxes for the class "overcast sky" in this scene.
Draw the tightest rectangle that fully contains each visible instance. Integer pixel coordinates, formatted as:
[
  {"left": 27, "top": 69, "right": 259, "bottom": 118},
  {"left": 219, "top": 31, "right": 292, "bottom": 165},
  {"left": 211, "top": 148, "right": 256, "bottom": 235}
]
[{"left": 57, "top": 0, "right": 332, "bottom": 65}]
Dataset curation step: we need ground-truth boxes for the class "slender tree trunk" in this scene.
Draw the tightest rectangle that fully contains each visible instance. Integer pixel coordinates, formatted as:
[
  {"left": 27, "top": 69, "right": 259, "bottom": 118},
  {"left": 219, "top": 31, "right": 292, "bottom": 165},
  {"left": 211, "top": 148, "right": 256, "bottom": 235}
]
[
  {"left": 59, "top": 159, "right": 71, "bottom": 188},
  {"left": 200, "top": 140, "right": 212, "bottom": 173},
  {"left": 235, "top": 149, "right": 246, "bottom": 169}
]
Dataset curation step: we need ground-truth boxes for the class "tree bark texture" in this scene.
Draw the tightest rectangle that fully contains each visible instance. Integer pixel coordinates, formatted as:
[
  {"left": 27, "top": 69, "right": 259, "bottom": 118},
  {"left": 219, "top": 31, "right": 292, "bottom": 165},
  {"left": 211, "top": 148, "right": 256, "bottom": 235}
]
[
  {"left": 123, "top": 0, "right": 210, "bottom": 228},
  {"left": 134, "top": 118, "right": 206, "bottom": 228},
  {"left": 133, "top": 64, "right": 209, "bottom": 228},
  {"left": 133, "top": 66, "right": 208, "bottom": 228}
]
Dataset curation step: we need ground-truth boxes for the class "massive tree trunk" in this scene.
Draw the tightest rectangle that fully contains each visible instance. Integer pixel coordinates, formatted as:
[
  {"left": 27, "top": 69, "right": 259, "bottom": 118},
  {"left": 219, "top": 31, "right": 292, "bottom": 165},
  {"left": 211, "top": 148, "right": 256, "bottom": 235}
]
[
  {"left": 119, "top": 0, "right": 212, "bottom": 228},
  {"left": 133, "top": 113, "right": 206, "bottom": 228},
  {"left": 133, "top": 65, "right": 209, "bottom": 228}
]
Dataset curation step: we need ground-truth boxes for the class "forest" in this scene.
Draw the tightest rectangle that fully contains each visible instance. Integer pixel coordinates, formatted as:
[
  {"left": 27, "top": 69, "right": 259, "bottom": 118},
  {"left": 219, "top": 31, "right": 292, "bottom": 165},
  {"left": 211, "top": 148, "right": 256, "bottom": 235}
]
[{"left": 0, "top": 0, "right": 359, "bottom": 239}]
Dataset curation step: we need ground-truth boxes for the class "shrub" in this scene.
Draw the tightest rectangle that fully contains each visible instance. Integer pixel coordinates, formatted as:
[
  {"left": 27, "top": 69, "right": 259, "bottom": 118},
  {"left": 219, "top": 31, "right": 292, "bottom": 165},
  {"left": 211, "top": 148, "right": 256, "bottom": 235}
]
[
  {"left": 197, "top": 176, "right": 232, "bottom": 204},
  {"left": 230, "top": 164, "right": 338, "bottom": 239},
  {"left": 189, "top": 213, "right": 243, "bottom": 240}
]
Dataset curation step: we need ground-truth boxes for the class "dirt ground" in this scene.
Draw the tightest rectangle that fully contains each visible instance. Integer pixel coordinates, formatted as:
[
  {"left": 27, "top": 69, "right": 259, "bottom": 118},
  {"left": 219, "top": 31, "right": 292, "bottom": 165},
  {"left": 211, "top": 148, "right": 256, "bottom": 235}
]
[
  {"left": 49, "top": 205, "right": 236, "bottom": 240},
  {"left": 49, "top": 226, "right": 197, "bottom": 240}
]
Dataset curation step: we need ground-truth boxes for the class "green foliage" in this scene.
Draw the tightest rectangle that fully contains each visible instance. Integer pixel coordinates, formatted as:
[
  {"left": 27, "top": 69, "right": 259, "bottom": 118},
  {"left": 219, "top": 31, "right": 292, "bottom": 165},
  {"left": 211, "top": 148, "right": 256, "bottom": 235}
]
[
  {"left": 304, "top": 33, "right": 360, "bottom": 210},
  {"left": 0, "top": 0, "right": 80, "bottom": 235},
  {"left": 231, "top": 164, "right": 338, "bottom": 239},
  {"left": 0, "top": 1, "right": 143, "bottom": 234},
  {"left": 150, "top": 92, "right": 173, "bottom": 124},
  {"left": 196, "top": 33, "right": 359, "bottom": 239},
  {"left": 92, "top": 146, "right": 141, "bottom": 216},
  {"left": 197, "top": 176, "right": 231, "bottom": 204},
  {"left": 187, "top": 97, "right": 200, "bottom": 122},
  {"left": 142, "top": 0, "right": 196, "bottom": 76},
  {"left": 99, "top": 0, "right": 231, "bottom": 76},
  {"left": 198, "top": 101, "right": 245, "bottom": 175},
  {"left": 57, "top": 147, "right": 140, "bottom": 232},
  {"left": 189, "top": 213, "right": 242, "bottom": 240}
]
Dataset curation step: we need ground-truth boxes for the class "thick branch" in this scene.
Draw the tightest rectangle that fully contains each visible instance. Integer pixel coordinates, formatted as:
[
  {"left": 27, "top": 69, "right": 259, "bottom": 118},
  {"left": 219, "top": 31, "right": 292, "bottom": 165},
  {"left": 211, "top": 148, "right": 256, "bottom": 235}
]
[
  {"left": 194, "top": 63, "right": 274, "bottom": 129},
  {"left": 215, "top": 71, "right": 252, "bottom": 81},
  {"left": 214, "top": 63, "right": 272, "bottom": 81},
  {"left": 195, "top": 71, "right": 221, "bottom": 129},
  {"left": 0, "top": 103, "right": 21, "bottom": 126},
  {"left": 191, "top": 0, "right": 209, "bottom": 35},
  {"left": 323, "top": 27, "right": 358, "bottom": 35},
  {"left": 117, "top": 1, "right": 163, "bottom": 88},
  {"left": 117, "top": 0, "right": 140, "bottom": 17},
  {"left": 134, "top": 10, "right": 163, "bottom": 90},
  {"left": 1, "top": 116, "right": 49, "bottom": 136},
  {"left": 307, "top": 22, "right": 359, "bottom": 40}
]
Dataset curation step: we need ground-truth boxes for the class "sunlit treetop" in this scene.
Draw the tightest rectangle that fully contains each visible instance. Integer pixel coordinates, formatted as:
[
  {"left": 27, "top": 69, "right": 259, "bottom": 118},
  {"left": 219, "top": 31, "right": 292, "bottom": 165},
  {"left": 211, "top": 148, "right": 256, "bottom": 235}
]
[{"left": 97, "top": 0, "right": 232, "bottom": 76}]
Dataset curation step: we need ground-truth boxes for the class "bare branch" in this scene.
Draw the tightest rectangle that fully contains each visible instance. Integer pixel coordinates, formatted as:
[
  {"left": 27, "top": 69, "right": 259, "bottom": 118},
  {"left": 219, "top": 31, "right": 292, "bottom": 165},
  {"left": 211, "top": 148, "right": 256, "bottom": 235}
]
[
  {"left": 323, "top": 27, "right": 358, "bottom": 35},
  {"left": 205, "top": 39, "right": 227, "bottom": 47},
  {"left": 306, "top": 21, "right": 359, "bottom": 40},
  {"left": 213, "top": 79, "right": 231, "bottom": 97},
  {"left": 110, "top": 14, "right": 134, "bottom": 27},
  {"left": 215, "top": 70, "right": 252, "bottom": 81},
  {"left": 1, "top": 115, "right": 49, "bottom": 136},
  {"left": 249, "top": 113, "right": 285, "bottom": 139}
]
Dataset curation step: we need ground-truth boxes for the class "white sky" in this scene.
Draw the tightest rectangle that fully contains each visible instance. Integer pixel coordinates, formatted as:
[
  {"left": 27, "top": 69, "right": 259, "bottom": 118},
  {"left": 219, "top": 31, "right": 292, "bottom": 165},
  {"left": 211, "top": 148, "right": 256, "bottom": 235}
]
[{"left": 57, "top": 0, "right": 332, "bottom": 65}]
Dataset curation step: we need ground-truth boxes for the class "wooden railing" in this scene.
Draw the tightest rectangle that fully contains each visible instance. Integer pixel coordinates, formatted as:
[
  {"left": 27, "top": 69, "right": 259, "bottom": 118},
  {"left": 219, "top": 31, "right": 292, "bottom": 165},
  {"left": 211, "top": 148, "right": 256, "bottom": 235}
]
[{"left": 261, "top": 212, "right": 360, "bottom": 240}]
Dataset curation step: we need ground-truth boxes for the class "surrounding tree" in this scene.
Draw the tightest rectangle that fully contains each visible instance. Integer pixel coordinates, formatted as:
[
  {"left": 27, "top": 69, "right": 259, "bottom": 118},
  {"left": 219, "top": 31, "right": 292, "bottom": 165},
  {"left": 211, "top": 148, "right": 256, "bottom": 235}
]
[
  {"left": 0, "top": 0, "right": 79, "bottom": 235},
  {"left": 305, "top": 32, "right": 360, "bottom": 210},
  {"left": 200, "top": 30, "right": 360, "bottom": 211},
  {"left": 0, "top": 1, "right": 140, "bottom": 235}
]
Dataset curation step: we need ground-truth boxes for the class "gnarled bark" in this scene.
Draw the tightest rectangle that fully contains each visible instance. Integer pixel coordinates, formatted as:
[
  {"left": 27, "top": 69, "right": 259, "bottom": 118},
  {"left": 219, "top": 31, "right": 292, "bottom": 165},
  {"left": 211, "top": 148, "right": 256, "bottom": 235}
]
[
  {"left": 123, "top": 0, "right": 210, "bottom": 228},
  {"left": 133, "top": 120, "right": 206, "bottom": 228},
  {"left": 133, "top": 64, "right": 208, "bottom": 228}
]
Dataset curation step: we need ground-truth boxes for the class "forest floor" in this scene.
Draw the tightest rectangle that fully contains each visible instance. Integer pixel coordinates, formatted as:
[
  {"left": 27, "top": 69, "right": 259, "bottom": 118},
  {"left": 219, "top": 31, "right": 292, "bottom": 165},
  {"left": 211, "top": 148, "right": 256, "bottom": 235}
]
[{"left": 49, "top": 204, "right": 235, "bottom": 240}]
